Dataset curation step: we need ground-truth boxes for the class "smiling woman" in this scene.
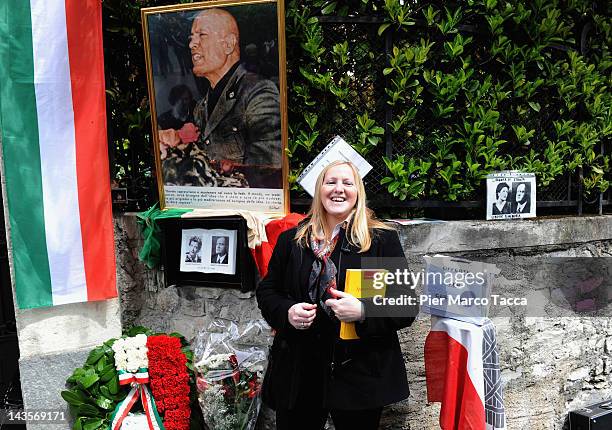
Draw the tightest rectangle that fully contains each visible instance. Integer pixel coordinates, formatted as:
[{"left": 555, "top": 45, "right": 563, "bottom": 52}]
[{"left": 256, "top": 160, "right": 417, "bottom": 430}]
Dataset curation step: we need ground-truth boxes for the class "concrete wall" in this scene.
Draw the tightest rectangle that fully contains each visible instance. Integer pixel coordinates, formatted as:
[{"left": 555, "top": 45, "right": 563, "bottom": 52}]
[{"left": 14, "top": 214, "right": 612, "bottom": 429}]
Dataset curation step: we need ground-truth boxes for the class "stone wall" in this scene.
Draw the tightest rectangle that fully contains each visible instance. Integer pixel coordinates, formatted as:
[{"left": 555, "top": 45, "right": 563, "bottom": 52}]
[{"left": 114, "top": 214, "right": 612, "bottom": 430}]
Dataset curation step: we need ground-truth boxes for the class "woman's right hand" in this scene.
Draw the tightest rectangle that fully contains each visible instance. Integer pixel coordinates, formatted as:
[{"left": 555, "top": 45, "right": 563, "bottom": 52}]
[{"left": 288, "top": 303, "right": 317, "bottom": 330}]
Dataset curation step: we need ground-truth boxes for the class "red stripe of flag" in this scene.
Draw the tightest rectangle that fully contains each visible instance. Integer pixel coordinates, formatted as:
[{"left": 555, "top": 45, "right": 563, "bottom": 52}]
[
  {"left": 425, "top": 331, "right": 486, "bottom": 430},
  {"left": 65, "top": 0, "right": 117, "bottom": 300}
]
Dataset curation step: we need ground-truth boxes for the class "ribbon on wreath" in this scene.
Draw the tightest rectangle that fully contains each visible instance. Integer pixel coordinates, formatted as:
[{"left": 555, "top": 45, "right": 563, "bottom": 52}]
[{"left": 109, "top": 368, "right": 165, "bottom": 430}]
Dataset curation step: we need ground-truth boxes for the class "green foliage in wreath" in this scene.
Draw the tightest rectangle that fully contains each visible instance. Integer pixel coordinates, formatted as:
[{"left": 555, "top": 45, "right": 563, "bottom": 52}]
[{"left": 61, "top": 337, "right": 125, "bottom": 430}]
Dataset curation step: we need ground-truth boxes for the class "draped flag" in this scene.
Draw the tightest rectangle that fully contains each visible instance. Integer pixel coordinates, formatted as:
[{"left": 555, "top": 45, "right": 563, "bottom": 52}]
[
  {"left": 0, "top": 0, "right": 117, "bottom": 308},
  {"left": 425, "top": 317, "right": 506, "bottom": 430}
]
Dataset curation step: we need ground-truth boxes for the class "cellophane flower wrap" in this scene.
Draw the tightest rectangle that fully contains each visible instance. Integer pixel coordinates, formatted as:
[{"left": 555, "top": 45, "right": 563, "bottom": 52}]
[{"left": 193, "top": 319, "right": 271, "bottom": 430}]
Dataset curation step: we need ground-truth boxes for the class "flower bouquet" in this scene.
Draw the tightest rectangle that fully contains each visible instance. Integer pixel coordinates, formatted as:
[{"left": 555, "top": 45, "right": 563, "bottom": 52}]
[{"left": 193, "top": 320, "right": 271, "bottom": 430}]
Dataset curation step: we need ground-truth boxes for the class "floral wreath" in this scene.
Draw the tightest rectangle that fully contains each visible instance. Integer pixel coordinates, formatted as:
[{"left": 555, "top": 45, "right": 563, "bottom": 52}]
[{"left": 61, "top": 327, "right": 197, "bottom": 430}]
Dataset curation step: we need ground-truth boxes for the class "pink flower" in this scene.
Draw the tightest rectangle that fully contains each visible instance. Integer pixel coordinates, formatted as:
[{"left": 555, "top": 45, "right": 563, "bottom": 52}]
[
  {"left": 177, "top": 123, "right": 200, "bottom": 144},
  {"left": 158, "top": 129, "right": 181, "bottom": 160},
  {"left": 159, "top": 129, "right": 181, "bottom": 147},
  {"left": 196, "top": 376, "right": 208, "bottom": 392}
]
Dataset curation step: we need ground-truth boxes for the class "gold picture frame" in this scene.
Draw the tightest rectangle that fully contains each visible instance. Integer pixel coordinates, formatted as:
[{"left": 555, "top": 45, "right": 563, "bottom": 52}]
[{"left": 141, "top": 0, "right": 288, "bottom": 215}]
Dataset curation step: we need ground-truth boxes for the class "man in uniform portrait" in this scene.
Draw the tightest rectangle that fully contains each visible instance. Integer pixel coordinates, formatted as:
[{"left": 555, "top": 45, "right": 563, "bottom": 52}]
[{"left": 187, "top": 8, "right": 281, "bottom": 187}]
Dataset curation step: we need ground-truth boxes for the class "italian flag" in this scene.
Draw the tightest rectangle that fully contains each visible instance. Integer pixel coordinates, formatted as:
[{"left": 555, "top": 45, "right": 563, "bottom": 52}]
[{"left": 0, "top": 0, "right": 117, "bottom": 308}]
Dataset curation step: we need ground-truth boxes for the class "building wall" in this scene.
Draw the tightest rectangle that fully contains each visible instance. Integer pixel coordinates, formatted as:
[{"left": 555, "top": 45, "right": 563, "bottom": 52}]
[{"left": 14, "top": 214, "right": 612, "bottom": 429}]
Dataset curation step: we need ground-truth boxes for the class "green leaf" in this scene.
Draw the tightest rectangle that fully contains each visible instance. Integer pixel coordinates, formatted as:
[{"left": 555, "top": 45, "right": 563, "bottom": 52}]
[
  {"left": 85, "top": 347, "right": 105, "bottom": 366},
  {"left": 107, "top": 376, "right": 119, "bottom": 395},
  {"left": 99, "top": 385, "right": 111, "bottom": 399},
  {"left": 83, "top": 418, "right": 105, "bottom": 430},
  {"left": 95, "top": 357, "right": 107, "bottom": 373},
  {"left": 76, "top": 404, "right": 101, "bottom": 418},
  {"left": 321, "top": 1, "right": 336, "bottom": 14},
  {"left": 378, "top": 23, "right": 391, "bottom": 36},
  {"left": 73, "top": 418, "right": 83, "bottom": 430},
  {"left": 528, "top": 101, "right": 541, "bottom": 112},
  {"left": 78, "top": 371, "right": 100, "bottom": 390},
  {"left": 61, "top": 390, "right": 85, "bottom": 406},
  {"left": 99, "top": 366, "right": 117, "bottom": 383},
  {"left": 95, "top": 396, "right": 114, "bottom": 410}
]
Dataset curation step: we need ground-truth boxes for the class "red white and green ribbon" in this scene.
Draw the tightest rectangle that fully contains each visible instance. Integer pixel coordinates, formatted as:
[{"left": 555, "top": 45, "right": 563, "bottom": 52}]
[
  {"left": 109, "top": 369, "right": 164, "bottom": 430},
  {"left": 117, "top": 369, "right": 150, "bottom": 386},
  {"left": 0, "top": 0, "right": 116, "bottom": 309}
]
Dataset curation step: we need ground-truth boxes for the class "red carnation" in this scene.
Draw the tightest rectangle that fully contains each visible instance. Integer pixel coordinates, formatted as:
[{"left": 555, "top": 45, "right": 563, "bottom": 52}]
[{"left": 147, "top": 335, "right": 191, "bottom": 430}]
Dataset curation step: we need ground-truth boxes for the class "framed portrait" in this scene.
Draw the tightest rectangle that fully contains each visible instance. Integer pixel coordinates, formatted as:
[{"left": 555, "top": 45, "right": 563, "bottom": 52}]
[
  {"left": 141, "top": 0, "right": 288, "bottom": 214},
  {"left": 161, "top": 216, "right": 256, "bottom": 291},
  {"left": 486, "top": 171, "right": 537, "bottom": 220}
]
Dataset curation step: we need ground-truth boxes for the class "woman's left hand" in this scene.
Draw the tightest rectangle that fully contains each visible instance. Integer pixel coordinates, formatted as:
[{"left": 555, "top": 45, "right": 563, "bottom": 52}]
[{"left": 325, "top": 289, "right": 363, "bottom": 322}]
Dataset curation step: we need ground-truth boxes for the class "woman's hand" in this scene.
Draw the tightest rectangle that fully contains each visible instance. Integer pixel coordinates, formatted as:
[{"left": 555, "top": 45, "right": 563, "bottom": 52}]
[
  {"left": 288, "top": 303, "right": 317, "bottom": 330},
  {"left": 325, "top": 289, "right": 363, "bottom": 322}
]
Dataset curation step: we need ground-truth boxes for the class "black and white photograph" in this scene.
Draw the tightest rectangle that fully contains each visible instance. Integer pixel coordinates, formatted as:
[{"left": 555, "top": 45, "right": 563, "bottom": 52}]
[
  {"left": 184, "top": 234, "right": 203, "bottom": 263},
  {"left": 179, "top": 228, "right": 237, "bottom": 274},
  {"left": 486, "top": 172, "right": 537, "bottom": 220},
  {"left": 511, "top": 182, "right": 531, "bottom": 215},
  {"left": 141, "top": 0, "right": 288, "bottom": 214},
  {"left": 210, "top": 235, "right": 230, "bottom": 265}
]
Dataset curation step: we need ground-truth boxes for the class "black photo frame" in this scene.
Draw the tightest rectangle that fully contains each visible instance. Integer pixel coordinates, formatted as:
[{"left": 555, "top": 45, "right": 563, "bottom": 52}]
[{"left": 160, "top": 216, "right": 256, "bottom": 292}]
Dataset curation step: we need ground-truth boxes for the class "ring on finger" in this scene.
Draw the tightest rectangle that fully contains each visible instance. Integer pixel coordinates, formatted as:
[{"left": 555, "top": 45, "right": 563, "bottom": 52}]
[{"left": 301, "top": 321, "right": 306, "bottom": 328}]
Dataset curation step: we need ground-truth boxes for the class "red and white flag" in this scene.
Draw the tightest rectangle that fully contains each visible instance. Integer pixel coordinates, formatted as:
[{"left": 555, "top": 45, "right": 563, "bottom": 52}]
[{"left": 425, "top": 317, "right": 506, "bottom": 430}]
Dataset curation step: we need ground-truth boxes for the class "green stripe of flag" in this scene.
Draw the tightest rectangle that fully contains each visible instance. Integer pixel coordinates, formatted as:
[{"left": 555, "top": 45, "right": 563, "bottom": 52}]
[{"left": 0, "top": 0, "right": 53, "bottom": 308}]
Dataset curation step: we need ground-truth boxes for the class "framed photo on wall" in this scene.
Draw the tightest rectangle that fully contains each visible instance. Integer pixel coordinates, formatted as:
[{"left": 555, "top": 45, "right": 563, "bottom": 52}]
[
  {"left": 141, "top": 0, "right": 288, "bottom": 215},
  {"left": 161, "top": 216, "right": 256, "bottom": 291}
]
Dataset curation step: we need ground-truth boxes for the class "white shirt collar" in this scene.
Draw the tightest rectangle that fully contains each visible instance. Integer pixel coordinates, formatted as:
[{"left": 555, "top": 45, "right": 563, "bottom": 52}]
[{"left": 330, "top": 211, "right": 355, "bottom": 240}]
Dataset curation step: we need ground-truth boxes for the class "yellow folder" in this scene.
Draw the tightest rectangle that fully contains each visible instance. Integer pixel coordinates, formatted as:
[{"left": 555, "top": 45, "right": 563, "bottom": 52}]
[
  {"left": 339, "top": 269, "right": 387, "bottom": 340},
  {"left": 339, "top": 270, "right": 361, "bottom": 340}
]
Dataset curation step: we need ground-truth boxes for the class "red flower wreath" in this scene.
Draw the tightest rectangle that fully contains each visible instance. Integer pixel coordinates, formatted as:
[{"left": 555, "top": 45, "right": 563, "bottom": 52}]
[{"left": 147, "top": 335, "right": 191, "bottom": 430}]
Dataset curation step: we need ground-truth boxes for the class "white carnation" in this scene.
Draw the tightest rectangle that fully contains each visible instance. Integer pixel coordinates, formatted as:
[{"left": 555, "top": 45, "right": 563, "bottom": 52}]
[
  {"left": 112, "top": 338, "right": 126, "bottom": 354},
  {"left": 134, "top": 334, "right": 148, "bottom": 347}
]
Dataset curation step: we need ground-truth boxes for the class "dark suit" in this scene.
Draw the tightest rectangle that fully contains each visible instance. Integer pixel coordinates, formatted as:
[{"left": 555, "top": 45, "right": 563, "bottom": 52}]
[
  {"left": 256, "top": 226, "right": 416, "bottom": 412},
  {"left": 211, "top": 253, "right": 228, "bottom": 264},
  {"left": 512, "top": 199, "right": 530, "bottom": 214},
  {"left": 193, "top": 63, "right": 281, "bottom": 168}
]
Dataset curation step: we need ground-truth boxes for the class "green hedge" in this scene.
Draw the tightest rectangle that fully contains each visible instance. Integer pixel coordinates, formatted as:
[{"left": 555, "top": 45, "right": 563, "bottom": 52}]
[{"left": 103, "top": 0, "right": 611, "bottom": 206}]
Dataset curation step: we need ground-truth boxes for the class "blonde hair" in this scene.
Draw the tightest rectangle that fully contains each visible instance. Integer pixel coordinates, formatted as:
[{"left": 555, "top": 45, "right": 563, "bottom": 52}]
[{"left": 295, "top": 161, "right": 393, "bottom": 252}]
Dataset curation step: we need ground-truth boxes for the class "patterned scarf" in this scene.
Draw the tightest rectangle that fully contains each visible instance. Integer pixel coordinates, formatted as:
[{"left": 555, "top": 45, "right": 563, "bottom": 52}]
[{"left": 308, "top": 234, "right": 340, "bottom": 318}]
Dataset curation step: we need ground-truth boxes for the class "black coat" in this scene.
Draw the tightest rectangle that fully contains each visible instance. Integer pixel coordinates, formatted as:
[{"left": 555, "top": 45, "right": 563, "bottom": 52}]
[{"left": 256, "top": 226, "right": 416, "bottom": 411}]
